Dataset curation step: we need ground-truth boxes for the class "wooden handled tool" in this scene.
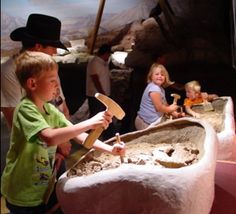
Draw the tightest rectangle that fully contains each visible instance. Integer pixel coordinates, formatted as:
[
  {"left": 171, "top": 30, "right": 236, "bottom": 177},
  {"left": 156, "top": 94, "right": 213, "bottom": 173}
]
[
  {"left": 83, "top": 93, "right": 125, "bottom": 149},
  {"left": 169, "top": 93, "right": 181, "bottom": 120},
  {"left": 171, "top": 93, "right": 181, "bottom": 104},
  {"left": 115, "top": 133, "right": 124, "bottom": 163},
  {"left": 43, "top": 165, "right": 57, "bottom": 204}
]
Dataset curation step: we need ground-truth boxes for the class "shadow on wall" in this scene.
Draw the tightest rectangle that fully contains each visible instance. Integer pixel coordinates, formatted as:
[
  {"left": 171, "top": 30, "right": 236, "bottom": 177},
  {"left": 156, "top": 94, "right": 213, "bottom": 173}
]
[{"left": 58, "top": 62, "right": 87, "bottom": 115}]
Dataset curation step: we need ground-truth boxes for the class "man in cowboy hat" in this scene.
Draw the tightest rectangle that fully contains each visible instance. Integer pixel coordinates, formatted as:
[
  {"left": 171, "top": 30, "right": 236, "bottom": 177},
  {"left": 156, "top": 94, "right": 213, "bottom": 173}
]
[
  {"left": 1, "top": 13, "right": 71, "bottom": 212},
  {"left": 1, "top": 13, "right": 69, "bottom": 127}
]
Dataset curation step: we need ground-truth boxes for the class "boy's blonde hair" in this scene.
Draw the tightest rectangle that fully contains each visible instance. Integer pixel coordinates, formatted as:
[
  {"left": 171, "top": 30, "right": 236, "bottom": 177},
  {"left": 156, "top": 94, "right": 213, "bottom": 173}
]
[
  {"left": 15, "top": 51, "right": 58, "bottom": 88},
  {"left": 146, "top": 63, "right": 174, "bottom": 88},
  {"left": 185, "top": 80, "right": 201, "bottom": 92}
]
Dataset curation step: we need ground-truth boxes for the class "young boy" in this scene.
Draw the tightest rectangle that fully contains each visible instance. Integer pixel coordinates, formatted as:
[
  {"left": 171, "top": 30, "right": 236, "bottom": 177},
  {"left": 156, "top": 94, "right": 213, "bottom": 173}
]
[
  {"left": 1, "top": 51, "right": 125, "bottom": 213},
  {"left": 184, "top": 80, "right": 218, "bottom": 118}
]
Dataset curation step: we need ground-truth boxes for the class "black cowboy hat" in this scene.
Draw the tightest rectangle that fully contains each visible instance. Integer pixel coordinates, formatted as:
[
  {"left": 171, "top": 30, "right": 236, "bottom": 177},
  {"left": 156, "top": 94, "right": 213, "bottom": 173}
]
[{"left": 10, "top": 13, "right": 68, "bottom": 50}]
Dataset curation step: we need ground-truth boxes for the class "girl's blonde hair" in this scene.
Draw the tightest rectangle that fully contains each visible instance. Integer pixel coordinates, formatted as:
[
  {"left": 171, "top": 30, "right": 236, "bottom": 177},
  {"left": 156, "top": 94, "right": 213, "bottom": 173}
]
[
  {"left": 15, "top": 51, "right": 58, "bottom": 88},
  {"left": 185, "top": 80, "right": 201, "bottom": 92},
  {"left": 146, "top": 63, "right": 174, "bottom": 88}
]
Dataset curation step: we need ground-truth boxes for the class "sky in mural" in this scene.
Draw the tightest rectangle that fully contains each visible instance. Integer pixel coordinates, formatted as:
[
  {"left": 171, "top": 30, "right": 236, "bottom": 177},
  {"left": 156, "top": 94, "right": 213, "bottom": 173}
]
[{"left": 2, "top": 0, "right": 141, "bottom": 18}]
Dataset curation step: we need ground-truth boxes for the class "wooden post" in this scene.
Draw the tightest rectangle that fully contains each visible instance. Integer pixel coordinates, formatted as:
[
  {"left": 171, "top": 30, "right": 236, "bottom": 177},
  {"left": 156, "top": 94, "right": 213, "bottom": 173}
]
[{"left": 89, "top": 0, "right": 106, "bottom": 54}]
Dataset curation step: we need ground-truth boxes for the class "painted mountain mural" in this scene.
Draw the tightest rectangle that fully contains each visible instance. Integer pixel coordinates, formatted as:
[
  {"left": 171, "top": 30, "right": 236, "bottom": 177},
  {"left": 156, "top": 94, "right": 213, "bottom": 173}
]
[{"left": 1, "top": 0, "right": 157, "bottom": 56}]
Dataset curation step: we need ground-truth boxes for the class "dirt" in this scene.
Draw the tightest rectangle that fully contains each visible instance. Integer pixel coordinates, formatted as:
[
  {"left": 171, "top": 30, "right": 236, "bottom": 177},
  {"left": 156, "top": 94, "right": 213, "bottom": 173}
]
[
  {"left": 191, "top": 98, "right": 226, "bottom": 132},
  {"left": 68, "top": 141, "right": 199, "bottom": 177},
  {"left": 198, "top": 112, "right": 224, "bottom": 132}
]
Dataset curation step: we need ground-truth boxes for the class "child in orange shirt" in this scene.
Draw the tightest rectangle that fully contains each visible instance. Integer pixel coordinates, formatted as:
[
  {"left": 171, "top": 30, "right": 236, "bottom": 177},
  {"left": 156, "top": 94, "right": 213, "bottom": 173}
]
[{"left": 184, "top": 80, "right": 218, "bottom": 118}]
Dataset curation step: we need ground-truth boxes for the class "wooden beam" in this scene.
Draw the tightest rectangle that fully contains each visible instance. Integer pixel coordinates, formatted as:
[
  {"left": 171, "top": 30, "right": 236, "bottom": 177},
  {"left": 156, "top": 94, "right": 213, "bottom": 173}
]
[{"left": 89, "top": 0, "right": 106, "bottom": 54}]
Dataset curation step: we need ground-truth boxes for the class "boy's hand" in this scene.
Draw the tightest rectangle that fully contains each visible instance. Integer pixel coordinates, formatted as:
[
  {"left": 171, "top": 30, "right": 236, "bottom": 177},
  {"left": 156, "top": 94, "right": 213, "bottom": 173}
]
[
  {"left": 57, "top": 142, "right": 71, "bottom": 157},
  {"left": 201, "top": 92, "right": 208, "bottom": 100},
  {"left": 192, "top": 112, "right": 200, "bottom": 118},
  {"left": 111, "top": 141, "right": 126, "bottom": 156},
  {"left": 54, "top": 142, "right": 72, "bottom": 171},
  {"left": 54, "top": 153, "right": 65, "bottom": 171},
  {"left": 90, "top": 111, "right": 112, "bottom": 130}
]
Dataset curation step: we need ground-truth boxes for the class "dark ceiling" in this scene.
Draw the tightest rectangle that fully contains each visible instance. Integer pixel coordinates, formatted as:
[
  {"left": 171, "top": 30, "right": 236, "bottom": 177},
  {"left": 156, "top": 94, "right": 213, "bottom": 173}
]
[{"left": 125, "top": 0, "right": 235, "bottom": 68}]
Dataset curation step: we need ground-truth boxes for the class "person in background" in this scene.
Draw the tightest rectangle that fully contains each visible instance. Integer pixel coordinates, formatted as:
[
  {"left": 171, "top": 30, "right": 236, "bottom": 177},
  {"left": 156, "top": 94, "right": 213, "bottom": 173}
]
[
  {"left": 86, "top": 44, "right": 115, "bottom": 139},
  {"left": 135, "top": 63, "right": 184, "bottom": 130},
  {"left": 1, "top": 51, "right": 125, "bottom": 214},
  {"left": 184, "top": 80, "right": 218, "bottom": 118},
  {"left": 86, "top": 44, "right": 112, "bottom": 116},
  {"left": 1, "top": 13, "right": 70, "bottom": 127}
]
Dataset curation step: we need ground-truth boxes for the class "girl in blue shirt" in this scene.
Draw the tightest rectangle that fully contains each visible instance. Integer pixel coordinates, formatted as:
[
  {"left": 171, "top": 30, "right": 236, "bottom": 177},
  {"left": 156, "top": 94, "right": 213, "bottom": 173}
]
[{"left": 135, "top": 63, "right": 184, "bottom": 130}]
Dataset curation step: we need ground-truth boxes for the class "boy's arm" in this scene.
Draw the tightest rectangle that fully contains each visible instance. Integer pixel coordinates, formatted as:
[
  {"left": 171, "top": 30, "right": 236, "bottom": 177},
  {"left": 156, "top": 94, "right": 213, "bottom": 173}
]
[
  {"left": 185, "top": 106, "right": 200, "bottom": 118},
  {"left": 39, "top": 111, "right": 125, "bottom": 156},
  {"left": 39, "top": 111, "right": 111, "bottom": 146},
  {"left": 39, "top": 119, "right": 95, "bottom": 146},
  {"left": 201, "top": 92, "right": 218, "bottom": 101},
  {"left": 208, "top": 94, "right": 218, "bottom": 101},
  {"left": 73, "top": 132, "right": 125, "bottom": 156}
]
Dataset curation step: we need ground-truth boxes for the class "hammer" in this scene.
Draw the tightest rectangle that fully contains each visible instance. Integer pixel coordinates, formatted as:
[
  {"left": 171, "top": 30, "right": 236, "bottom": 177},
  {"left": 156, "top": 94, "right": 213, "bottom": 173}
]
[
  {"left": 171, "top": 93, "right": 181, "bottom": 104},
  {"left": 83, "top": 93, "right": 125, "bottom": 149},
  {"left": 169, "top": 93, "right": 181, "bottom": 120}
]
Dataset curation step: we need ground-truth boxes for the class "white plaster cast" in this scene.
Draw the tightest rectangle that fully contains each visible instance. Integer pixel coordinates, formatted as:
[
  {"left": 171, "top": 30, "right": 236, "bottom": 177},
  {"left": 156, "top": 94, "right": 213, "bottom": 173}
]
[
  {"left": 216, "top": 96, "right": 236, "bottom": 161},
  {"left": 57, "top": 118, "right": 218, "bottom": 214}
]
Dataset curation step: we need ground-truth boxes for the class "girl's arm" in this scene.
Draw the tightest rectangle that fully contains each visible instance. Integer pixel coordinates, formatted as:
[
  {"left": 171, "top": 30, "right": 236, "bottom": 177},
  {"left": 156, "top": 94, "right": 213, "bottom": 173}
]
[{"left": 150, "top": 92, "right": 178, "bottom": 113}]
